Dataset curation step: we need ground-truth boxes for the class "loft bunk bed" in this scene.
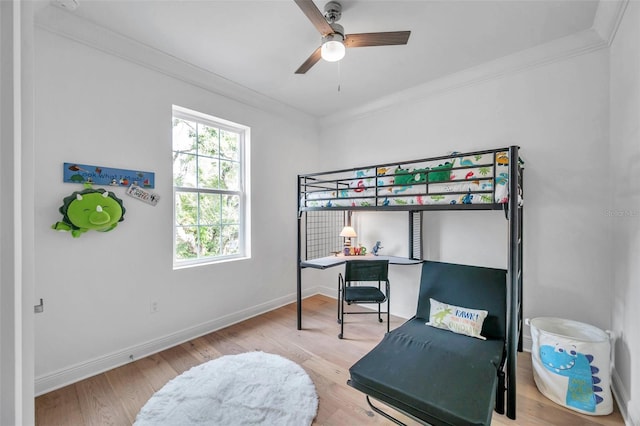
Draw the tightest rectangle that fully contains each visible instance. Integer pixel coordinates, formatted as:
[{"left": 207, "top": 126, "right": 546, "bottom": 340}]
[{"left": 296, "top": 146, "right": 524, "bottom": 422}]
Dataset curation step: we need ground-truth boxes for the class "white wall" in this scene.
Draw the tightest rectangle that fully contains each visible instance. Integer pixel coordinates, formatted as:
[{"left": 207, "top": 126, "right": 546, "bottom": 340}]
[
  {"left": 319, "top": 49, "right": 612, "bottom": 344},
  {"left": 610, "top": 1, "right": 640, "bottom": 423},
  {"left": 1, "top": 2, "right": 20, "bottom": 421},
  {"left": 1, "top": 1, "right": 36, "bottom": 423},
  {"left": 354, "top": 211, "right": 424, "bottom": 319},
  {"left": 33, "top": 28, "right": 319, "bottom": 393}
]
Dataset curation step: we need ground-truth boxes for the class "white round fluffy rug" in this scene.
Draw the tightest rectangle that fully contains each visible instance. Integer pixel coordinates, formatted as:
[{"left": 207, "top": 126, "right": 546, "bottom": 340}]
[{"left": 134, "top": 351, "right": 318, "bottom": 426}]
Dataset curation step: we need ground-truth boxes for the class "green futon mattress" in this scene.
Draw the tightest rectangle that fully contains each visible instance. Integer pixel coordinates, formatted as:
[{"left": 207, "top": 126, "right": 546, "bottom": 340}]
[{"left": 348, "top": 318, "right": 504, "bottom": 426}]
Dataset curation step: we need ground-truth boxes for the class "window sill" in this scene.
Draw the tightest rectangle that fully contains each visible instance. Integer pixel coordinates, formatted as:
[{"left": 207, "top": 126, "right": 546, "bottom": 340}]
[{"left": 173, "top": 255, "right": 251, "bottom": 270}]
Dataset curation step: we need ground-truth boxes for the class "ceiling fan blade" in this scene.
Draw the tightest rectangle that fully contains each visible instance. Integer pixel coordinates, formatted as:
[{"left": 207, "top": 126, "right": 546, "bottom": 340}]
[
  {"left": 295, "top": 47, "right": 322, "bottom": 74},
  {"left": 294, "top": 0, "right": 334, "bottom": 36},
  {"left": 344, "top": 31, "right": 411, "bottom": 48}
]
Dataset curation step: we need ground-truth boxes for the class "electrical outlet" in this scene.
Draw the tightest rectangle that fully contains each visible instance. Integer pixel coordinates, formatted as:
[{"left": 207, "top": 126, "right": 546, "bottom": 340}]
[{"left": 150, "top": 301, "right": 158, "bottom": 314}]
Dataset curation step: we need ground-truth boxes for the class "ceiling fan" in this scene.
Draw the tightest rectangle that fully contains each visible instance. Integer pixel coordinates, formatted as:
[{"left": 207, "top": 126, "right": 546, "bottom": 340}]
[{"left": 294, "top": 0, "right": 411, "bottom": 74}]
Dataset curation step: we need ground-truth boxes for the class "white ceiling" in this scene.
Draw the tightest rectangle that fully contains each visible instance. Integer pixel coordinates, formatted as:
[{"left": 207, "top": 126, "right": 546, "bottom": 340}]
[{"left": 38, "top": 0, "right": 602, "bottom": 118}]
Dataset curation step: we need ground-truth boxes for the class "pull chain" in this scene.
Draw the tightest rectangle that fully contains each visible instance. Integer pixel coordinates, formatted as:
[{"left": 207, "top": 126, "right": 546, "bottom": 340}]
[{"left": 337, "top": 61, "right": 341, "bottom": 93}]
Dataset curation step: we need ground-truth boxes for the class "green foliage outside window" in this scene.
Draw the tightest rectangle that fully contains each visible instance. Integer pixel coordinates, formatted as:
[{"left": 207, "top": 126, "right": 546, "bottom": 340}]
[{"left": 172, "top": 113, "right": 244, "bottom": 263}]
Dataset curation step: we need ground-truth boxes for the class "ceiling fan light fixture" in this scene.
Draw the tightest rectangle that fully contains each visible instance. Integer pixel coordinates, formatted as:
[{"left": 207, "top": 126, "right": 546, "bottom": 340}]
[
  {"left": 321, "top": 34, "right": 345, "bottom": 62},
  {"left": 294, "top": 0, "right": 410, "bottom": 74}
]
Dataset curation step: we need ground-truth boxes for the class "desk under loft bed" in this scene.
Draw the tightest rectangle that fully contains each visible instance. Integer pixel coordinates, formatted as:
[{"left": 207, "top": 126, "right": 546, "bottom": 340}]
[{"left": 296, "top": 146, "right": 523, "bottom": 420}]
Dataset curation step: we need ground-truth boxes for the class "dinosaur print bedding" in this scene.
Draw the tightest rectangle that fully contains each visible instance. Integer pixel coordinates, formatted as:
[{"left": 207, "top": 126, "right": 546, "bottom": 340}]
[{"left": 301, "top": 150, "right": 515, "bottom": 209}]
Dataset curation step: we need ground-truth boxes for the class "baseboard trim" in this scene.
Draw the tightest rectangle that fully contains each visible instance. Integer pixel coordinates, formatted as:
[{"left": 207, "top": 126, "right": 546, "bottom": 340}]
[
  {"left": 610, "top": 367, "right": 635, "bottom": 426},
  {"left": 522, "top": 334, "right": 533, "bottom": 352},
  {"left": 313, "top": 285, "right": 336, "bottom": 299},
  {"left": 37, "top": 290, "right": 635, "bottom": 426},
  {"left": 35, "top": 286, "right": 326, "bottom": 396}
]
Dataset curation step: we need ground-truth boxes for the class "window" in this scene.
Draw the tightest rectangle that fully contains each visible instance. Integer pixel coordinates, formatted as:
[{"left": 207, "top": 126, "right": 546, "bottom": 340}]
[{"left": 172, "top": 105, "right": 250, "bottom": 267}]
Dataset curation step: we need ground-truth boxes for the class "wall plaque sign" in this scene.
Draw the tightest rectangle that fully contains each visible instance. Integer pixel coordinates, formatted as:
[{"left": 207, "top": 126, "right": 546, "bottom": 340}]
[{"left": 63, "top": 163, "right": 155, "bottom": 188}]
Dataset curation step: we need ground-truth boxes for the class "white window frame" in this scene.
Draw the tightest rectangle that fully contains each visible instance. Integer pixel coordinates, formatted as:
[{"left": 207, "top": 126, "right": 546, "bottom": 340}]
[{"left": 172, "top": 105, "right": 251, "bottom": 268}]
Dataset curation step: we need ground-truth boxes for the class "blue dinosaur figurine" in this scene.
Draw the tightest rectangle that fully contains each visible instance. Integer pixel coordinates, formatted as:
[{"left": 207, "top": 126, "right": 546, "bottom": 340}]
[
  {"left": 539, "top": 343, "right": 604, "bottom": 412},
  {"left": 372, "top": 241, "right": 383, "bottom": 256}
]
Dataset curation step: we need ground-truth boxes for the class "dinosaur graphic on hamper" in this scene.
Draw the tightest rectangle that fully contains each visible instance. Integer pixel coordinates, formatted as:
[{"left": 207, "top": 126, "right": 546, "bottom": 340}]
[{"left": 539, "top": 344, "right": 604, "bottom": 413}]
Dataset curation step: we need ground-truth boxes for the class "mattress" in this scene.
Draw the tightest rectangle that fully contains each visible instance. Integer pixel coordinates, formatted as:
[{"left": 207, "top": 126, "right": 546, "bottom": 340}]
[{"left": 301, "top": 150, "right": 513, "bottom": 208}]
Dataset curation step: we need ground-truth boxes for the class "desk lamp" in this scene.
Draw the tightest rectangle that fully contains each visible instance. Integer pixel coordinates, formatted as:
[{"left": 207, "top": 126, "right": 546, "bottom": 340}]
[{"left": 339, "top": 226, "right": 357, "bottom": 250}]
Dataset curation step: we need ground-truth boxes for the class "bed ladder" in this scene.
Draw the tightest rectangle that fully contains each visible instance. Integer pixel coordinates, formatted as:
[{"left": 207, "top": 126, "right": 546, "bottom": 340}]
[{"left": 505, "top": 145, "right": 523, "bottom": 420}]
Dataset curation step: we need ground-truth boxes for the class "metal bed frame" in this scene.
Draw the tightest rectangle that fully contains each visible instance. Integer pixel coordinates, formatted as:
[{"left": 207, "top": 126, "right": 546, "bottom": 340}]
[{"left": 296, "top": 145, "right": 523, "bottom": 420}]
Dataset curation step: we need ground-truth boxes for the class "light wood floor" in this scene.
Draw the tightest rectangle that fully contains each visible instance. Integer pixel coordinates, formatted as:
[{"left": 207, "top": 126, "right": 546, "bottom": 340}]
[{"left": 36, "top": 295, "right": 625, "bottom": 425}]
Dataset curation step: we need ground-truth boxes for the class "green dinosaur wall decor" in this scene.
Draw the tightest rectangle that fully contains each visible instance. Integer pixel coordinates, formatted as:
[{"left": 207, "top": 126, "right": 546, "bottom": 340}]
[{"left": 52, "top": 184, "right": 126, "bottom": 238}]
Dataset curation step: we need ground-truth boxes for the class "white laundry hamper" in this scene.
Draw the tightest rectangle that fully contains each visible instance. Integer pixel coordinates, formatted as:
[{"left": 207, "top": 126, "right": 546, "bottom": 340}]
[{"left": 527, "top": 317, "right": 613, "bottom": 416}]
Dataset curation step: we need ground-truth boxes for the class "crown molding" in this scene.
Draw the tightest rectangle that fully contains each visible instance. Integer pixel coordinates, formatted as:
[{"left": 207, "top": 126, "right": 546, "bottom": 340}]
[
  {"left": 35, "top": 1, "right": 628, "bottom": 131},
  {"left": 34, "top": 6, "right": 317, "bottom": 128},
  {"left": 320, "top": 0, "right": 628, "bottom": 128},
  {"left": 593, "top": 0, "right": 629, "bottom": 46},
  {"left": 320, "top": 28, "right": 608, "bottom": 127}
]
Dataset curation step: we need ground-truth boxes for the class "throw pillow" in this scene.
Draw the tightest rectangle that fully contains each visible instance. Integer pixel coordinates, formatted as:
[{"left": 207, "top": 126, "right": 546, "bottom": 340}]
[{"left": 426, "top": 298, "right": 488, "bottom": 340}]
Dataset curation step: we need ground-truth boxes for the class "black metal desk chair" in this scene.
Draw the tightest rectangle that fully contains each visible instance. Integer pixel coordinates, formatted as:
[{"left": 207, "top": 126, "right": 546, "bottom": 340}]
[{"left": 337, "top": 259, "right": 390, "bottom": 339}]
